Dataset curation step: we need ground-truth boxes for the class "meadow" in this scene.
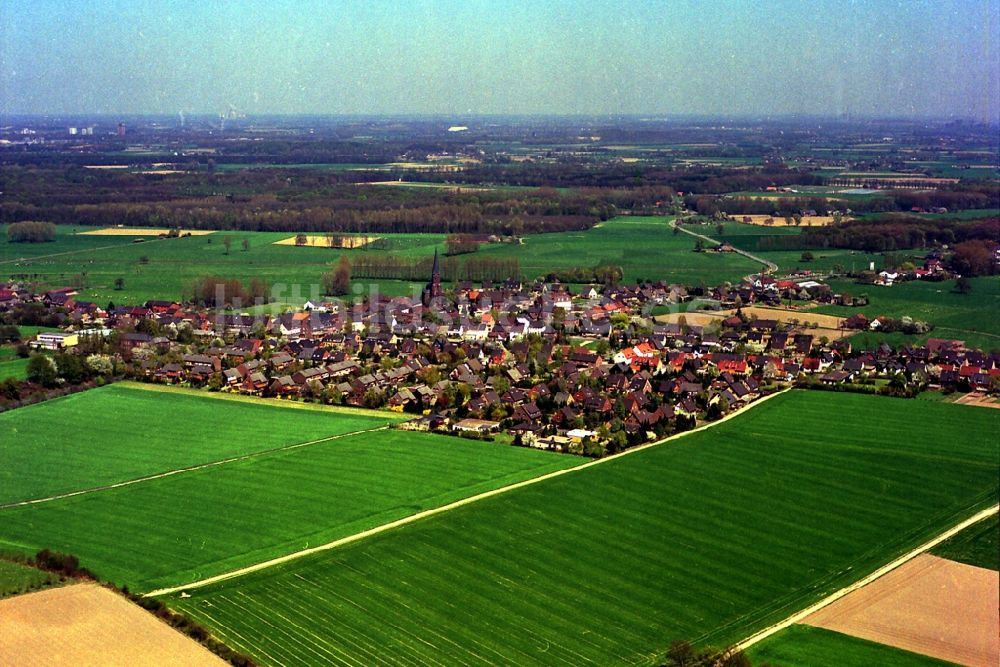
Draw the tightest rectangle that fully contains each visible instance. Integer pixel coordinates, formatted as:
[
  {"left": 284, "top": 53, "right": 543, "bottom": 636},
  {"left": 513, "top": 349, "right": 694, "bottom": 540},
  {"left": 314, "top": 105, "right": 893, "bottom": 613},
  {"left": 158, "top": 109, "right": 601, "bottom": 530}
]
[
  {"left": 0, "top": 383, "right": 403, "bottom": 504},
  {"left": 2, "top": 218, "right": 762, "bottom": 303},
  {"left": 0, "top": 412, "right": 578, "bottom": 590},
  {"left": 165, "top": 391, "right": 999, "bottom": 666},
  {"left": 0, "top": 559, "right": 58, "bottom": 599},
  {"left": 814, "top": 276, "right": 1000, "bottom": 350},
  {"left": 747, "top": 625, "right": 953, "bottom": 667}
]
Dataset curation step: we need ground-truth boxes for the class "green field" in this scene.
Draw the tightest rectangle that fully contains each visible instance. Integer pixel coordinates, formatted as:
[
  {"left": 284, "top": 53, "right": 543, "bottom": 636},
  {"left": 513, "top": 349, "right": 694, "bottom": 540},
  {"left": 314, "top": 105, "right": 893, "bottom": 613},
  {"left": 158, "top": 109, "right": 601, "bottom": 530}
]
[
  {"left": 930, "top": 514, "right": 999, "bottom": 571},
  {"left": 0, "top": 559, "right": 59, "bottom": 599},
  {"left": 747, "top": 625, "right": 955, "bottom": 667},
  {"left": 164, "top": 391, "right": 998, "bottom": 665},
  {"left": 2, "top": 218, "right": 763, "bottom": 303},
  {"left": 0, "top": 383, "right": 404, "bottom": 504},
  {"left": 0, "top": 347, "right": 29, "bottom": 381},
  {"left": 0, "top": 389, "right": 577, "bottom": 589},
  {"left": 477, "top": 216, "right": 760, "bottom": 284},
  {"left": 814, "top": 276, "right": 1000, "bottom": 350}
]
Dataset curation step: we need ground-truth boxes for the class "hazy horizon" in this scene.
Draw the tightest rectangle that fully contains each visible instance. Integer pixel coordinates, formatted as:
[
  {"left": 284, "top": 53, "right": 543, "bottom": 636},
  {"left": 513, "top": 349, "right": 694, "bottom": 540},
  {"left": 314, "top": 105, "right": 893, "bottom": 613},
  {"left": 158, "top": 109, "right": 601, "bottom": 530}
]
[{"left": 2, "top": 0, "right": 998, "bottom": 121}]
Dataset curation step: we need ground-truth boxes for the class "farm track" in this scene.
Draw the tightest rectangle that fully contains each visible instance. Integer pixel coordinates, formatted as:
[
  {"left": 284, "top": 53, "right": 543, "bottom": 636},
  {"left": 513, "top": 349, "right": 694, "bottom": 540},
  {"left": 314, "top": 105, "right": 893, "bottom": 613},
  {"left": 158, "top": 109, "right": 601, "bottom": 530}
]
[
  {"left": 0, "top": 425, "right": 392, "bottom": 511},
  {"left": 0, "top": 237, "right": 157, "bottom": 265},
  {"left": 736, "top": 503, "right": 1000, "bottom": 652},
  {"left": 145, "top": 389, "right": 790, "bottom": 597},
  {"left": 670, "top": 221, "right": 779, "bottom": 273}
]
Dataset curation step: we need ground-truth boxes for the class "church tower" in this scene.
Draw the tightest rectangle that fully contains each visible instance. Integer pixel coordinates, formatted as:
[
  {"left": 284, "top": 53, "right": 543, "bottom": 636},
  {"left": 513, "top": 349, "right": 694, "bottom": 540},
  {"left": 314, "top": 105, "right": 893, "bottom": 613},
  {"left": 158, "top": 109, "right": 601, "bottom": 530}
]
[{"left": 422, "top": 249, "right": 443, "bottom": 306}]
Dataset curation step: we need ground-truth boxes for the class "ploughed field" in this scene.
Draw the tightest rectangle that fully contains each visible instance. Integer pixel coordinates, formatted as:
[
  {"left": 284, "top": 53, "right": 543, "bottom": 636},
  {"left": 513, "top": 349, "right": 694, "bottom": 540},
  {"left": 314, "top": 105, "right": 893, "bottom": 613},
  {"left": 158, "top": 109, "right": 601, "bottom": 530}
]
[
  {"left": 0, "top": 384, "right": 578, "bottom": 589},
  {"left": 163, "top": 391, "right": 998, "bottom": 666}
]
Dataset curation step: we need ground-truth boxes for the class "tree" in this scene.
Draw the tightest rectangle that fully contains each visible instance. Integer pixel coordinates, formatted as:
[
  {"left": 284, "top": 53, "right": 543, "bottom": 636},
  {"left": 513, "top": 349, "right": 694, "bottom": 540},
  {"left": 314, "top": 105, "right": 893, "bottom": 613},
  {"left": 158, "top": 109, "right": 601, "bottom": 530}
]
[
  {"left": 241, "top": 238, "right": 250, "bottom": 252},
  {"left": 6, "top": 221, "right": 56, "bottom": 243},
  {"left": 114, "top": 277, "right": 125, "bottom": 291},
  {"left": 955, "top": 276, "right": 972, "bottom": 294},
  {"left": 223, "top": 237, "right": 233, "bottom": 255},
  {"left": 324, "top": 256, "right": 351, "bottom": 296},
  {"left": 800, "top": 251, "right": 814, "bottom": 262},
  {"left": 26, "top": 354, "right": 58, "bottom": 387},
  {"left": 295, "top": 233, "right": 308, "bottom": 246}
]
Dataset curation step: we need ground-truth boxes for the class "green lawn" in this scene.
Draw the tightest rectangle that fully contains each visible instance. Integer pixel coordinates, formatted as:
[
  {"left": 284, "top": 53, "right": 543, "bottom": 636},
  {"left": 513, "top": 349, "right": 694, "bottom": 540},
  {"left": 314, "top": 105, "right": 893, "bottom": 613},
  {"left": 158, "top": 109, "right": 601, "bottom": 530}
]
[
  {"left": 0, "top": 559, "right": 59, "bottom": 599},
  {"left": 814, "top": 276, "right": 1000, "bottom": 350},
  {"left": 0, "top": 427, "right": 578, "bottom": 590},
  {"left": 165, "top": 391, "right": 999, "bottom": 666},
  {"left": 0, "top": 383, "right": 403, "bottom": 504},
  {"left": 747, "top": 625, "right": 955, "bottom": 667},
  {"left": 930, "top": 514, "right": 998, "bottom": 571}
]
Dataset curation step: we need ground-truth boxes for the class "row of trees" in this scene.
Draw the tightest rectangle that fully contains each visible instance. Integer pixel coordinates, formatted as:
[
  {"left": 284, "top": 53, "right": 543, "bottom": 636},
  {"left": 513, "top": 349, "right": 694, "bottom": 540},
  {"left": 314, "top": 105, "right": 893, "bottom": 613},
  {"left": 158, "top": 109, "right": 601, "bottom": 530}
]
[
  {"left": 6, "top": 220, "right": 55, "bottom": 243},
  {"left": 189, "top": 276, "right": 270, "bottom": 307}
]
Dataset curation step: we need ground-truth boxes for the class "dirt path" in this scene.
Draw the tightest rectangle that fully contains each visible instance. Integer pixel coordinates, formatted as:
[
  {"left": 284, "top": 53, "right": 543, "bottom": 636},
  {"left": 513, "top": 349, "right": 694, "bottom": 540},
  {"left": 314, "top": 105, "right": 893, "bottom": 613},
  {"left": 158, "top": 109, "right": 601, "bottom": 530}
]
[
  {"left": 145, "top": 389, "right": 790, "bottom": 597},
  {"left": 671, "top": 221, "right": 779, "bottom": 273},
  {"left": 0, "top": 425, "right": 391, "bottom": 511},
  {"left": 736, "top": 504, "right": 1000, "bottom": 652},
  {"left": 0, "top": 238, "right": 157, "bottom": 265}
]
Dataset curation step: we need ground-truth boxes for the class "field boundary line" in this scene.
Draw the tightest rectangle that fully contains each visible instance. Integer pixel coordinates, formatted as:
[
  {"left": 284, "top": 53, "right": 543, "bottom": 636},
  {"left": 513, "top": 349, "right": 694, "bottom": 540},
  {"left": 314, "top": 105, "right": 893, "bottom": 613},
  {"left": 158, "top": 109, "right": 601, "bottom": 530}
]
[
  {"left": 735, "top": 502, "right": 1000, "bottom": 652},
  {"left": 145, "top": 388, "right": 791, "bottom": 597},
  {"left": 0, "top": 425, "right": 392, "bottom": 511}
]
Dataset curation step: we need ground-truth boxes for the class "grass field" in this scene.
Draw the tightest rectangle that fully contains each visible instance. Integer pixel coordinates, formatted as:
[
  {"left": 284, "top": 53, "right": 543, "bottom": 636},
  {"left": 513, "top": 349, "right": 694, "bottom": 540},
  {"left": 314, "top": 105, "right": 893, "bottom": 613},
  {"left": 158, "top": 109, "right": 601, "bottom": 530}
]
[
  {"left": 164, "top": 391, "right": 999, "bottom": 665},
  {"left": 0, "top": 398, "right": 578, "bottom": 589},
  {"left": 747, "top": 625, "right": 954, "bottom": 667},
  {"left": 0, "top": 355, "right": 29, "bottom": 381},
  {"left": 814, "top": 276, "right": 1000, "bottom": 350},
  {"left": 2, "top": 218, "right": 763, "bottom": 303},
  {"left": 477, "top": 216, "right": 760, "bottom": 284},
  {"left": 0, "top": 559, "right": 59, "bottom": 599},
  {"left": 0, "top": 383, "right": 404, "bottom": 505},
  {"left": 930, "top": 514, "right": 999, "bottom": 571}
]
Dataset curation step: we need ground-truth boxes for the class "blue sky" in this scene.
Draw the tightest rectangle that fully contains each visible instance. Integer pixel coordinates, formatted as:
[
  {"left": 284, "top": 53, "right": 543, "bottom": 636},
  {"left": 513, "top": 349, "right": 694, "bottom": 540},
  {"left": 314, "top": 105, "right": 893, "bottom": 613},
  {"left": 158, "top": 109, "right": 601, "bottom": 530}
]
[{"left": 2, "top": 0, "right": 997, "bottom": 119}]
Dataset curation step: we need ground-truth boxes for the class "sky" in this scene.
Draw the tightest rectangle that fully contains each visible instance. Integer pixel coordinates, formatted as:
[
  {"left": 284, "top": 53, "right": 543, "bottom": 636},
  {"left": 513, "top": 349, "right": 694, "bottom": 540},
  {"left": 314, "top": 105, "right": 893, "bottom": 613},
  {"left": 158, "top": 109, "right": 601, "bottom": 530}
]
[{"left": 2, "top": 0, "right": 998, "bottom": 120}]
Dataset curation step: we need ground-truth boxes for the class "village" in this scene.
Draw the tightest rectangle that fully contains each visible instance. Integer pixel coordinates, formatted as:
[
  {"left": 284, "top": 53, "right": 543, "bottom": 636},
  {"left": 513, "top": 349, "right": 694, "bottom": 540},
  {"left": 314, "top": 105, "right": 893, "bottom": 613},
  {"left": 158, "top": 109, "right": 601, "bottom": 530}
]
[{"left": 3, "top": 259, "right": 998, "bottom": 457}]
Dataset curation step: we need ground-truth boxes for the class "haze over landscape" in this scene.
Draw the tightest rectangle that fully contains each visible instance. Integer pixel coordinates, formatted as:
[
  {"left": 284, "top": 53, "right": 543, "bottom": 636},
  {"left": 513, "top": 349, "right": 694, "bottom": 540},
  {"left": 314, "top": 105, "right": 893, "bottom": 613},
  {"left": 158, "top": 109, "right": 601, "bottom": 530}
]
[
  {"left": 2, "top": 0, "right": 998, "bottom": 120},
  {"left": 1, "top": 2, "right": 998, "bottom": 667}
]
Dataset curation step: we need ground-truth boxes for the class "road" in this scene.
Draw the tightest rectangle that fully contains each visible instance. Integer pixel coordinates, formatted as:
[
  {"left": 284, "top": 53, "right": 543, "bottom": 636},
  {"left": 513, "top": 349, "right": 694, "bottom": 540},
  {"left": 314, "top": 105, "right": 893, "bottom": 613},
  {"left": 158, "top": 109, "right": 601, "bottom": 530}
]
[{"left": 670, "top": 220, "right": 779, "bottom": 273}]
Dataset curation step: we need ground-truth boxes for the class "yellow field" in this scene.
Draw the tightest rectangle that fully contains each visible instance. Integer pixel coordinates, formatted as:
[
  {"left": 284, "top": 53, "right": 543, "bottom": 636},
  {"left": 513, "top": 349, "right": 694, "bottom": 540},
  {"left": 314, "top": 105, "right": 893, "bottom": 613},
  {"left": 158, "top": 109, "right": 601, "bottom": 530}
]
[
  {"left": 273, "top": 234, "right": 381, "bottom": 248},
  {"left": 656, "top": 305, "right": 848, "bottom": 340},
  {"left": 734, "top": 214, "right": 840, "bottom": 227},
  {"left": 363, "top": 180, "right": 490, "bottom": 192},
  {"left": 77, "top": 228, "right": 214, "bottom": 236}
]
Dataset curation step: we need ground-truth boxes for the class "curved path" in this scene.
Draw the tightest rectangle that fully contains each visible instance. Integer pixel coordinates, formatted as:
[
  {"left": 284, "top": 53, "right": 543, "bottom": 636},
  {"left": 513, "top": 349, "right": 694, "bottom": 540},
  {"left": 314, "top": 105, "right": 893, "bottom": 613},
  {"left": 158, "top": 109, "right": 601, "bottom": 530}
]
[{"left": 145, "top": 390, "right": 791, "bottom": 597}]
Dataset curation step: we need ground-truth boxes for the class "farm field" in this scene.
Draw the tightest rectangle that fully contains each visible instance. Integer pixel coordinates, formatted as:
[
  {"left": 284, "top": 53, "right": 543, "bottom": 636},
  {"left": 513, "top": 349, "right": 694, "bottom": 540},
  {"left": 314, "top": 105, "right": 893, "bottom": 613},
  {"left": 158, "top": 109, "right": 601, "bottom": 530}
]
[
  {"left": 747, "top": 625, "right": 954, "bottom": 667},
  {"left": 0, "top": 416, "right": 579, "bottom": 590},
  {"left": 77, "top": 227, "right": 215, "bottom": 236},
  {"left": 0, "top": 383, "right": 404, "bottom": 505},
  {"left": 0, "top": 559, "right": 59, "bottom": 599},
  {"left": 931, "top": 514, "right": 999, "bottom": 571},
  {"left": 3, "top": 217, "right": 764, "bottom": 302},
  {"left": 166, "top": 391, "right": 999, "bottom": 666},
  {"left": 802, "top": 553, "right": 998, "bottom": 667},
  {"left": 0, "top": 583, "right": 225, "bottom": 666},
  {"left": 813, "top": 276, "right": 1000, "bottom": 350},
  {"left": 0, "top": 354, "right": 29, "bottom": 381},
  {"left": 478, "top": 216, "right": 760, "bottom": 284}
]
